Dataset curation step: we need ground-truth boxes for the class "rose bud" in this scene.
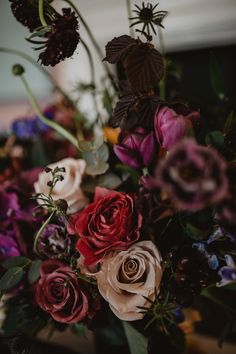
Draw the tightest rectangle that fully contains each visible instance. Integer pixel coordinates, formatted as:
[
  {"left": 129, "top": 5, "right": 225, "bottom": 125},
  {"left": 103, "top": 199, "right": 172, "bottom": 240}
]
[
  {"left": 114, "top": 127, "right": 157, "bottom": 170},
  {"left": 73, "top": 187, "right": 142, "bottom": 266},
  {"left": 156, "top": 139, "right": 228, "bottom": 211},
  {"left": 35, "top": 260, "right": 89, "bottom": 324},
  {"left": 95, "top": 241, "right": 163, "bottom": 321},
  {"left": 154, "top": 106, "right": 200, "bottom": 150}
]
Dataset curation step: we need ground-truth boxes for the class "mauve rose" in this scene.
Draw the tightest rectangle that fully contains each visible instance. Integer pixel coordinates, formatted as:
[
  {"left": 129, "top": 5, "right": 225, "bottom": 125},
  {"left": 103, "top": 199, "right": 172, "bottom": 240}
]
[
  {"left": 95, "top": 241, "right": 163, "bottom": 321},
  {"left": 35, "top": 260, "right": 88, "bottom": 323},
  {"left": 34, "top": 158, "right": 88, "bottom": 214},
  {"left": 156, "top": 139, "right": 228, "bottom": 211},
  {"left": 154, "top": 106, "right": 200, "bottom": 150},
  {"left": 73, "top": 187, "right": 142, "bottom": 266},
  {"left": 114, "top": 128, "right": 157, "bottom": 169}
]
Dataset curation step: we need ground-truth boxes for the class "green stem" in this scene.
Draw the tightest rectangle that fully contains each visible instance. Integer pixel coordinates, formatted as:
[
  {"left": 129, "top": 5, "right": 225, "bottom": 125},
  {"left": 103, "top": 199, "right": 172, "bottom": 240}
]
[
  {"left": 19, "top": 75, "right": 78, "bottom": 148},
  {"left": 158, "top": 28, "right": 167, "bottom": 100},
  {"left": 126, "top": 0, "right": 135, "bottom": 37},
  {"left": 62, "top": 0, "right": 118, "bottom": 93},
  {"left": 39, "top": 0, "right": 48, "bottom": 27},
  {"left": 0, "top": 47, "right": 73, "bottom": 104},
  {"left": 33, "top": 211, "right": 55, "bottom": 256}
]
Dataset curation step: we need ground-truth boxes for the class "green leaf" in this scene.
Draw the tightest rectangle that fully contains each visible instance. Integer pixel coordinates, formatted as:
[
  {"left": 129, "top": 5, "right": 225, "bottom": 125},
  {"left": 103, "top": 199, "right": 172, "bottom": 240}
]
[
  {"left": 205, "top": 130, "right": 225, "bottom": 148},
  {"left": 3, "top": 256, "right": 31, "bottom": 269},
  {"left": 86, "top": 161, "right": 109, "bottom": 176},
  {"left": 122, "top": 322, "right": 148, "bottom": 354},
  {"left": 185, "top": 223, "right": 207, "bottom": 241},
  {"left": 98, "top": 173, "right": 122, "bottom": 189},
  {"left": 70, "top": 323, "right": 86, "bottom": 336},
  {"left": 115, "top": 164, "right": 141, "bottom": 184},
  {"left": 102, "top": 88, "right": 113, "bottom": 116},
  {"left": 201, "top": 286, "right": 236, "bottom": 315},
  {"left": 0, "top": 267, "right": 24, "bottom": 291},
  {"left": 209, "top": 53, "right": 225, "bottom": 101},
  {"left": 96, "top": 143, "right": 109, "bottom": 162},
  {"left": 78, "top": 136, "right": 104, "bottom": 152},
  {"left": 224, "top": 111, "right": 236, "bottom": 135},
  {"left": 28, "top": 260, "right": 42, "bottom": 284}
]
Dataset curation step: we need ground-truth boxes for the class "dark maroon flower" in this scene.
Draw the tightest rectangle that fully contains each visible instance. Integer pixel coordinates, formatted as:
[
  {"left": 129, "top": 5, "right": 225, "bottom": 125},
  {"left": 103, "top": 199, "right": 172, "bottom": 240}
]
[
  {"left": 114, "top": 127, "right": 157, "bottom": 169},
  {"left": 156, "top": 139, "right": 228, "bottom": 211},
  {"left": 38, "top": 8, "right": 80, "bottom": 66},
  {"left": 73, "top": 187, "right": 142, "bottom": 266},
  {"left": 9, "top": 0, "right": 41, "bottom": 32},
  {"left": 35, "top": 260, "right": 89, "bottom": 323},
  {"left": 38, "top": 224, "right": 71, "bottom": 259}
]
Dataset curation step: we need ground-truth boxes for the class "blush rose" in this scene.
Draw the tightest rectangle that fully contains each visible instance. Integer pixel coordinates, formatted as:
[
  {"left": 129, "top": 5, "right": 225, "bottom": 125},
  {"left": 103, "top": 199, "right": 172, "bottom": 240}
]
[{"left": 95, "top": 241, "right": 163, "bottom": 321}]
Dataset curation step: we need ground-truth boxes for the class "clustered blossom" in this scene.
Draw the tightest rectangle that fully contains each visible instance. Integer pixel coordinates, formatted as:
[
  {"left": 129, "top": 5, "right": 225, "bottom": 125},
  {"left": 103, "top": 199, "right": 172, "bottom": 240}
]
[
  {"left": 9, "top": 0, "right": 41, "bottom": 32},
  {"left": 156, "top": 139, "right": 228, "bottom": 211}
]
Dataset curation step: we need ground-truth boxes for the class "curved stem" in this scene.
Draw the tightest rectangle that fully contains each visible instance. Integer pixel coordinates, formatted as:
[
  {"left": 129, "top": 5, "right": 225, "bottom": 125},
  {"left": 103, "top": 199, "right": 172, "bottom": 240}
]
[
  {"left": 62, "top": 0, "right": 118, "bottom": 93},
  {"left": 126, "top": 0, "right": 135, "bottom": 37},
  {"left": 0, "top": 47, "right": 73, "bottom": 104},
  {"left": 39, "top": 0, "right": 48, "bottom": 27},
  {"left": 33, "top": 211, "right": 55, "bottom": 256},
  {"left": 19, "top": 74, "right": 78, "bottom": 148},
  {"left": 158, "top": 28, "right": 166, "bottom": 100}
]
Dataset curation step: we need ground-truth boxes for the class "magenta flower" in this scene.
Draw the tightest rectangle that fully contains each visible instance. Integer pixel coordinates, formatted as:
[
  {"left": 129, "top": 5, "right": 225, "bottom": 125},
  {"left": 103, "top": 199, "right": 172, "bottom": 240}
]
[
  {"left": 114, "top": 127, "right": 157, "bottom": 169},
  {"left": 156, "top": 139, "right": 228, "bottom": 211},
  {"left": 154, "top": 106, "right": 200, "bottom": 150}
]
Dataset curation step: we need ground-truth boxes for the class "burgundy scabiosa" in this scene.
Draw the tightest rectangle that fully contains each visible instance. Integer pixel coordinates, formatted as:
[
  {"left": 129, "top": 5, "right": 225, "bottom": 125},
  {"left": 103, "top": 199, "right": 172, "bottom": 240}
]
[
  {"left": 9, "top": 0, "right": 42, "bottom": 32},
  {"left": 114, "top": 127, "right": 158, "bottom": 169},
  {"left": 156, "top": 139, "right": 228, "bottom": 211},
  {"left": 38, "top": 8, "right": 80, "bottom": 66}
]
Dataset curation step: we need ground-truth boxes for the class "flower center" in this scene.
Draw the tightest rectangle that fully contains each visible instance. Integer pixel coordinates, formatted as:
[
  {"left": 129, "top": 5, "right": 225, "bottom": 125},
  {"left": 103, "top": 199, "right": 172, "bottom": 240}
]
[{"left": 139, "top": 8, "right": 153, "bottom": 22}]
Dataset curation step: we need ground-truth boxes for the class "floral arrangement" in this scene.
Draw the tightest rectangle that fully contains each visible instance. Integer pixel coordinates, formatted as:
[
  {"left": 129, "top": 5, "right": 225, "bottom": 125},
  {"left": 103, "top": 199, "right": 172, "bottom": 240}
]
[{"left": 0, "top": 1, "right": 236, "bottom": 354}]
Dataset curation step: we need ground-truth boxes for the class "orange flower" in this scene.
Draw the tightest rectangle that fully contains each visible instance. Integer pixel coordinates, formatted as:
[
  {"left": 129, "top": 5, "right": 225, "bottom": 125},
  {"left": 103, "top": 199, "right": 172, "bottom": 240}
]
[{"left": 103, "top": 126, "right": 120, "bottom": 145}]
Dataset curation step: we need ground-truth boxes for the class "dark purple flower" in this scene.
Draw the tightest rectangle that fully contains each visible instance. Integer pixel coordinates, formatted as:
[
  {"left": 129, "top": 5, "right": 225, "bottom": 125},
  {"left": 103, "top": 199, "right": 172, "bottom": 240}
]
[
  {"left": 0, "top": 234, "right": 20, "bottom": 262},
  {"left": 217, "top": 255, "right": 236, "bottom": 287},
  {"left": 11, "top": 111, "right": 52, "bottom": 139},
  {"left": 154, "top": 106, "right": 200, "bottom": 150},
  {"left": 38, "top": 224, "right": 71, "bottom": 259},
  {"left": 156, "top": 139, "right": 228, "bottom": 211},
  {"left": 38, "top": 8, "right": 80, "bottom": 66},
  {"left": 9, "top": 0, "right": 41, "bottom": 32},
  {"left": 114, "top": 127, "right": 157, "bottom": 169}
]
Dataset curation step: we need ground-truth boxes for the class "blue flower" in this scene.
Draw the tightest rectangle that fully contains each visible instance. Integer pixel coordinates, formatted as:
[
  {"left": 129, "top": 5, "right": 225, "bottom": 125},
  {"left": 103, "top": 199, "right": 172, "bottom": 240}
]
[{"left": 217, "top": 255, "right": 236, "bottom": 287}]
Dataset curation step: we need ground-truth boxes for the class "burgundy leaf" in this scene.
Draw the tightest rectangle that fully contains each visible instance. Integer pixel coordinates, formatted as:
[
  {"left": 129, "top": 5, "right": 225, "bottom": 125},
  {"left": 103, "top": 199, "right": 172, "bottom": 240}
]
[{"left": 104, "top": 35, "right": 137, "bottom": 64}]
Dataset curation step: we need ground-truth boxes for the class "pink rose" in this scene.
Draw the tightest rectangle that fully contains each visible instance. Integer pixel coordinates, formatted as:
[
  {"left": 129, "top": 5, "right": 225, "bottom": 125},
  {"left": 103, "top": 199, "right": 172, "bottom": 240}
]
[
  {"left": 35, "top": 260, "right": 89, "bottom": 323},
  {"left": 73, "top": 187, "right": 142, "bottom": 266},
  {"left": 154, "top": 106, "right": 199, "bottom": 150},
  {"left": 95, "top": 241, "right": 163, "bottom": 321}
]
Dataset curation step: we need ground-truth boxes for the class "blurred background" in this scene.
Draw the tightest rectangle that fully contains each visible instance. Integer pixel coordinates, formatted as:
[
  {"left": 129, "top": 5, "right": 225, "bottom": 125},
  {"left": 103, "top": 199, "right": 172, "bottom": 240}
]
[{"left": 0, "top": 1, "right": 236, "bottom": 353}]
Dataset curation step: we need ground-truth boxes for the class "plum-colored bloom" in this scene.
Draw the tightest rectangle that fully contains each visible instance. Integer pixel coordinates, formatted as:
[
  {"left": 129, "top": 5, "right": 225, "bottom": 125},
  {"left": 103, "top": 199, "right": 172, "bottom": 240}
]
[
  {"left": 156, "top": 139, "right": 228, "bottom": 211},
  {"left": 114, "top": 128, "right": 157, "bottom": 169},
  {"left": 95, "top": 241, "right": 162, "bottom": 321},
  {"left": 35, "top": 260, "right": 89, "bottom": 323},
  {"left": 34, "top": 158, "right": 88, "bottom": 215},
  {"left": 0, "top": 234, "right": 20, "bottom": 262},
  {"left": 154, "top": 106, "right": 200, "bottom": 150},
  {"left": 37, "top": 224, "right": 71, "bottom": 259},
  {"left": 73, "top": 187, "right": 142, "bottom": 266}
]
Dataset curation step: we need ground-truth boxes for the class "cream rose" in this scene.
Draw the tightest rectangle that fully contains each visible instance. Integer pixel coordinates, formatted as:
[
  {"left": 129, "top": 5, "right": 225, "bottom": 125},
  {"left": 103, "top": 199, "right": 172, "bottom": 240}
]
[
  {"left": 34, "top": 158, "right": 88, "bottom": 214},
  {"left": 95, "top": 241, "right": 163, "bottom": 321}
]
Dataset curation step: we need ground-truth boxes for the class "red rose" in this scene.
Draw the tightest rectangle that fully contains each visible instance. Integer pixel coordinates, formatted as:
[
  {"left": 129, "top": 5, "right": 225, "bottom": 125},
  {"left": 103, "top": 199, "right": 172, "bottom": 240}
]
[
  {"left": 73, "top": 187, "right": 142, "bottom": 266},
  {"left": 35, "top": 260, "right": 88, "bottom": 323}
]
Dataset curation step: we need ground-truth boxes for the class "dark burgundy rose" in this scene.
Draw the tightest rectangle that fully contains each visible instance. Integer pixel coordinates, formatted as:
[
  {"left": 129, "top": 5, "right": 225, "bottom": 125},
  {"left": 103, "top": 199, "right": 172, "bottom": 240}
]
[
  {"left": 35, "top": 260, "right": 89, "bottom": 323},
  {"left": 72, "top": 187, "right": 142, "bottom": 266},
  {"left": 156, "top": 139, "right": 228, "bottom": 211},
  {"left": 114, "top": 127, "right": 157, "bottom": 169}
]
